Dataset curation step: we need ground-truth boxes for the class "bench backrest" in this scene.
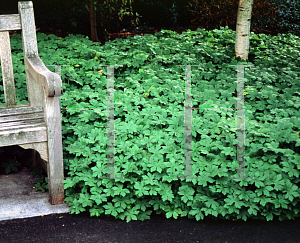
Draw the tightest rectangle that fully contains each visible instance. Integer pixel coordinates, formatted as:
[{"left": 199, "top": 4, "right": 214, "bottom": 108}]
[{"left": 0, "top": 1, "right": 47, "bottom": 108}]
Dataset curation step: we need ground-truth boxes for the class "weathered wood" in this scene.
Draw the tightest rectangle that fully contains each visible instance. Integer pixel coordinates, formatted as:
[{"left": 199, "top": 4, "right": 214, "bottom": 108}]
[
  {"left": 25, "top": 56, "right": 62, "bottom": 97},
  {"left": 0, "top": 1, "right": 65, "bottom": 205},
  {"left": 0, "top": 106, "right": 46, "bottom": 141},
  {"left": 0, "top": 14, "right": 21, "bottom": 31},
  {"left": 0, "top": 31, "right": 17, "bottom": 107},
  {"left": 19, "top": 142, "right": 48, "bottom": 172},
  {"left": 0, "top": 105, "right": 43, "bottom": 117}
]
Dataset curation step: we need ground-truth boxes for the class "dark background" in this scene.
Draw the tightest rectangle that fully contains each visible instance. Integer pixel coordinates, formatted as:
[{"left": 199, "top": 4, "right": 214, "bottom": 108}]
[{"left": 0, "top": 0, "right": 299, "bottom": 46}]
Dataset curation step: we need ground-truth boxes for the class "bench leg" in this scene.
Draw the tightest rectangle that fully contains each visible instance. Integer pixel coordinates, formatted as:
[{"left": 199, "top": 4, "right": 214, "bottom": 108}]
[
  {"left": 47, "top": 142, "right": 65, "bottom": 205},
  {"left": 32, "top": 149, "right": 47, "bottom": 174},
  {"left": 31, "top": 146, "right": 65, "bottom": 205}
]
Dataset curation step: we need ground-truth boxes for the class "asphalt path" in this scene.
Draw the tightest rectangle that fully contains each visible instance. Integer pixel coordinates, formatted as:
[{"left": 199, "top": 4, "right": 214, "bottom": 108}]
[{"left": 1, "top": 210, "right": 300, "bottom": 243}]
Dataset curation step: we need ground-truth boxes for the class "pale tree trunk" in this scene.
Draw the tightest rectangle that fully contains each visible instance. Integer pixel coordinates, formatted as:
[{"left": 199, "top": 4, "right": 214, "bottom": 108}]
[{"left": 235, "top": 0, "right": 254, "bottom": 60}]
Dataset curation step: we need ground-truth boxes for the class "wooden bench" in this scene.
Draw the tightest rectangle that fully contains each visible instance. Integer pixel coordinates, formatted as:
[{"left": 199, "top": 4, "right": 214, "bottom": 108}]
[{"left": 0, "top": 1, "right": 65, "bottom": 205}]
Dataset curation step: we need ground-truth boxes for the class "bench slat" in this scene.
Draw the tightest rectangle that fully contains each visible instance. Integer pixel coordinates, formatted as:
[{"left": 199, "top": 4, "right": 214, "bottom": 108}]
[
  {"left": 0, "top": 118, "right": 45, "bottom": 131},
  {"left": 0, "top": 126, "right": 47, "bottom": 147},
  {"left": 0, "top": 105, "right": 43, "bottom": 117},
  {"left": 0, "top": 106, "right": 45, "bottom": 133},
  {"left": 0, "top": 104, "right": 46, "bottom": 145},
  {"left": 0, "top": 14, "right": 21, "bottom": 31},
  {"left": 0, "top": 31, "right": 17, "bottom": 107}
]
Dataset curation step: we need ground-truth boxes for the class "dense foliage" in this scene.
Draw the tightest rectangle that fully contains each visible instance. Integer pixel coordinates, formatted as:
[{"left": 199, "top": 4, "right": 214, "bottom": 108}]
[{"left": 1, "top": 24, "right": 299, "bottom": 222}]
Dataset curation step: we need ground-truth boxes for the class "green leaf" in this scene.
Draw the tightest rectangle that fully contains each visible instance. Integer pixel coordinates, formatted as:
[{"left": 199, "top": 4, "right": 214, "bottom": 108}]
[
  {"left": 159, "top": 183, "right": 175, "bottom": 202},
  {"left": 69, "top": 198, "right": 86, "bottom": 214},
  {"left": 90, "top": 190, "right": 108, "bottom": 205},
  {"left": 165, "top": 207, "right": 183, "bottom": 219},
  {"left": 178, "top": 185, "right": 195, "bottom": 203},
  {"left": 134, "top": 181, "right": 150, "bottom": 197},
  {"left": 189, "top": 207, "right": 204, "bottom": 221},
  {"left": 89, "top": 207, "right": 105, "bottom": 217},
  {"left": 78, "top": 193, "right": 93, "bottom": 208}
]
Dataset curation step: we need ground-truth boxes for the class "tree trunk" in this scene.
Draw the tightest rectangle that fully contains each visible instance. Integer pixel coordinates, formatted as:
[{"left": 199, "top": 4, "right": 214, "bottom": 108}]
[
  {"left": 235, "top": 0, "right": 254, "bottom": 60},
  {"left": 89, "top": 0, "right": 99, "bottom": 42}
]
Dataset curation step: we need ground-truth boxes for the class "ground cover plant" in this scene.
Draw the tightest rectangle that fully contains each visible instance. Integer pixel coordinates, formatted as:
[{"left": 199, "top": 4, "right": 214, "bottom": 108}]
[{"left": 0, "top": 25, "right": 299, "bottom": 223}]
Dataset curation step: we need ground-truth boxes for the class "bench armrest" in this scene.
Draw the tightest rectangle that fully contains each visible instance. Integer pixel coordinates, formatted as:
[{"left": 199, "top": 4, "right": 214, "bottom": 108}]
[{"left": 24, "top": 55, "right": 63, "bottom": 97}]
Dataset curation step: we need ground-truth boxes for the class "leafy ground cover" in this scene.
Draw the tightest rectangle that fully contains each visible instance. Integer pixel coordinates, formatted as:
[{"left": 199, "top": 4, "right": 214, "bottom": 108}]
[{"left": 0, "top": 24, "right": 300, "bottom": 223}]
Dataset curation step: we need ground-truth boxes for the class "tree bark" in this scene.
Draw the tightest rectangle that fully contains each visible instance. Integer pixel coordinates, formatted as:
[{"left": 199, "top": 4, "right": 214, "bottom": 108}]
[
  {"left": 235, "top": 0, "right": 254, "bottom": 60},
  {"left": 89, "top": 0, "right": 99, "bottom": 42}
]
